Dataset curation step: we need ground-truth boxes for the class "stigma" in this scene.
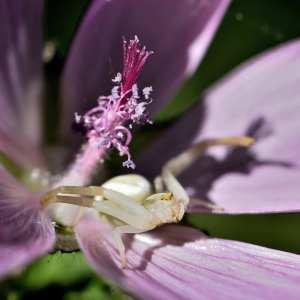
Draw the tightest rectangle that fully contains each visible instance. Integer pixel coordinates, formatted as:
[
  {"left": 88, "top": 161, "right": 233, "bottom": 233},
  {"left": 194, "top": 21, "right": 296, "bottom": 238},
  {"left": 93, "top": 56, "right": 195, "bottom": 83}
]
[{"left": 74, "top": 36, "right": 153, "bottom": 169}]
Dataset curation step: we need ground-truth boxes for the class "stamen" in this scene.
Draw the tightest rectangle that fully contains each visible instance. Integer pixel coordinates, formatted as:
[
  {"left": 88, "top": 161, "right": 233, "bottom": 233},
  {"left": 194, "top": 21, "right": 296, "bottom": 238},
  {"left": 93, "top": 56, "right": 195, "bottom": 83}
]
[
  {"left": 59, "top": 37, "right": 153, "bottom": 185},
  {"left": 73, "top": 36, "right": 153, "bottom": 170}
]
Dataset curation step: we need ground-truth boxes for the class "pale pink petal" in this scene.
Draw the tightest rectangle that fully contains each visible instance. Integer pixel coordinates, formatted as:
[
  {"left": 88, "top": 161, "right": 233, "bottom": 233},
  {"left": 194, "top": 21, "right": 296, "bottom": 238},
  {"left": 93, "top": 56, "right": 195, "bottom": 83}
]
[
  {"left": 138, "top": 38, "right": 300, "bottom": 214},
  {"left": 194, "top": 38, "right": 300, "bottom": 213},
  {"left": 76, "top": 218, "right": 300, "bottom": 300},
  {"left": 0, "top": 0, "right": 45, "bottom": 168},
  {"left": 61, "top": 0, "right": 230, "bottom": 139},
  {"left": 0, "top": 166, "right": 55, "bottom": 278}
]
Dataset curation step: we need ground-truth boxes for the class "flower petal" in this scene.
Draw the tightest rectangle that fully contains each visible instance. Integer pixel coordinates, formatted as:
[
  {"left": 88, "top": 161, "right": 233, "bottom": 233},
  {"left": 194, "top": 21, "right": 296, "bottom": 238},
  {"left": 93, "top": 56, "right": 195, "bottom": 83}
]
[
  {"left": 0, "top": 166, "right": 55, "bottom": 278},
  {"left": 76, "top": 219, "right": 300, "bottom": 300},
  {"left": 138, "top": 38, "right": 300, "bottom": 214},
  {"left": 0, "top": 0, "right": 45, "bottom": 168},
  {"left": 192, "top": 38, "right": 300, "bottom": 213},
  {"left": 61, "top": 0, "right": 230, "bottom": 138}
]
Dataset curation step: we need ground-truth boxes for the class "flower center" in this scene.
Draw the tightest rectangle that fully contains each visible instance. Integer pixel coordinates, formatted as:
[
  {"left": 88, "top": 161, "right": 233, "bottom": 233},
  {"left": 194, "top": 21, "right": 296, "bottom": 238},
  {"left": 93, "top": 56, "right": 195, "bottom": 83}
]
[{"left": 47, "top": 36, "right": 154, "bottom": 234}]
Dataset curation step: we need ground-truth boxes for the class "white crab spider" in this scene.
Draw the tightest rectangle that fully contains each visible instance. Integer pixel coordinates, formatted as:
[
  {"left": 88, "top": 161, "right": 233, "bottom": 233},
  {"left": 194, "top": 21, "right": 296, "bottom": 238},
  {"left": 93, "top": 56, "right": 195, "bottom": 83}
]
[
  {"left": 42, "top": 136, "right": 254, "bottom": 267},
  {"left": 44, "top": 170, "right": 187, "bottom": 267}
]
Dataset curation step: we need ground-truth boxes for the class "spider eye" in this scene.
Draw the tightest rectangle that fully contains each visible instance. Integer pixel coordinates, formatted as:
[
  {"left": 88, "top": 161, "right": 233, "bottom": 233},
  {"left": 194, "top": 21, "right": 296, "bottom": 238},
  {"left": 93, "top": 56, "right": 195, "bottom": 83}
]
[{"left": 142, "top": 192, "right": 184, "bottom": 224}]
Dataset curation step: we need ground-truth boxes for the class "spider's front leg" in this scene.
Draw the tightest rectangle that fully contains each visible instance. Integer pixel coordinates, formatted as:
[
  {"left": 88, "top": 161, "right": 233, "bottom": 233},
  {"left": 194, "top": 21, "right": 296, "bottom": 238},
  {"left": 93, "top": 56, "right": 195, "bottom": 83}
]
[
  {"left": 155, "top": 136, "right": 255, "bottom": 211},
  {"left": 161, "top": 169, "right": 189, "bottom": 208},
  {"left": 163, "top": 136, "right": 254, "bottom": 177},
  {"left": 41, "top": 185, "right": 103, "bottom": 207}
]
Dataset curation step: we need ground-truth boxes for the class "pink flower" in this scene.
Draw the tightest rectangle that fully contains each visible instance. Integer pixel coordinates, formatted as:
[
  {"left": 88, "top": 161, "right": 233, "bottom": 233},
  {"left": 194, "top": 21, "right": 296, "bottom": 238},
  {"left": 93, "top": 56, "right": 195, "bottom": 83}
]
[{"left": 1, "top": 1, "right": 300, "bottom": 299}]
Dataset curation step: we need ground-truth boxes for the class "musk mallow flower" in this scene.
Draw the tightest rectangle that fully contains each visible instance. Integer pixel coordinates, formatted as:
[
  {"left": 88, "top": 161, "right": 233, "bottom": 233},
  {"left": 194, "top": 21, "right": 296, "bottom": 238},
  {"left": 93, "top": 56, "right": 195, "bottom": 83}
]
[{"left": 2, "top": 1, "right": 300, "bottom": 300}]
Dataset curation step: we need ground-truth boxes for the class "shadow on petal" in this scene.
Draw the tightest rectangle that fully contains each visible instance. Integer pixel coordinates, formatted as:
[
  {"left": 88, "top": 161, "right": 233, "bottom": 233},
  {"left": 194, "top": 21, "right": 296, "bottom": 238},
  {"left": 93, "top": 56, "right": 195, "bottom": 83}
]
[{"left": 182, "top": 116, "right": 296, "bottom": 212}]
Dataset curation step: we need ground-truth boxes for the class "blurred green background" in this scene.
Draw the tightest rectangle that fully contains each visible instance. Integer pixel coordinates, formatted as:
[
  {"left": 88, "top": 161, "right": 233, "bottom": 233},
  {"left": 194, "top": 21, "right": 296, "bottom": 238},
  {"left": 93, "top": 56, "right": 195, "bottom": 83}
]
[{"left": 2, "top": 0, "right": 300, "bottom": 299}]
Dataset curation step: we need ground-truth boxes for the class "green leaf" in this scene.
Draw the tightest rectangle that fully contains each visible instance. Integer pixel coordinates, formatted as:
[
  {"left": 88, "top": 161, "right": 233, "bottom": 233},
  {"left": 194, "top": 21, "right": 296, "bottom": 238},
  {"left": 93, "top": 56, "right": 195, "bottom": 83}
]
[
  {"left": 0, "top": 252, "right": 131, "bottom": 299},
  {"left": 64, "top": 279, "right": 132, "bottom": 300},
  {"left": 22, "top": 252, "right": 92, "bottom": 289}
]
